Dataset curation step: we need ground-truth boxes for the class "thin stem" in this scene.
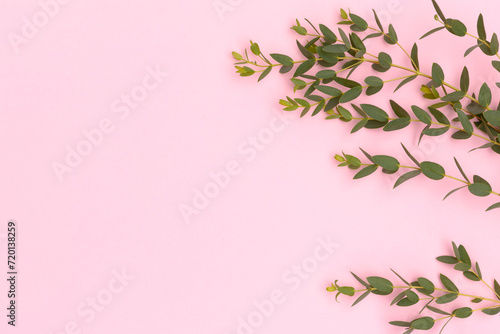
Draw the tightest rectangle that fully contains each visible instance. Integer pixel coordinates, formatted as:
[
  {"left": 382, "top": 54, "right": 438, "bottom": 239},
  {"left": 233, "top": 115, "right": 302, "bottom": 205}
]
[{"left": 356, "top": 285, "right": 500, "bottom": 304}]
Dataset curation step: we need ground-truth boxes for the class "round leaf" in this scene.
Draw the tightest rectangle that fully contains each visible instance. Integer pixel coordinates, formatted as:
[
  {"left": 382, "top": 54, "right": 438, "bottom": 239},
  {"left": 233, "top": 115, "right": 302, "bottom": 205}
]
[
  {"left": 420, "top": 161, "right": 445, "bottom": 180},
  {"left": 410, "top": 317, "right": 434, "bottom": 330},
  {"left": 372, "top": 155, "right": 399, "bottom": 172}
]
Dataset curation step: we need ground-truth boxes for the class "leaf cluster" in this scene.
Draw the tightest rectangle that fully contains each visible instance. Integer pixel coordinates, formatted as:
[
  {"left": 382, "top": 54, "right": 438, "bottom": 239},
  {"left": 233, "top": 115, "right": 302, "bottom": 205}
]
[{"left": 328, "top": 242, "right": 500, "bottom": 333}]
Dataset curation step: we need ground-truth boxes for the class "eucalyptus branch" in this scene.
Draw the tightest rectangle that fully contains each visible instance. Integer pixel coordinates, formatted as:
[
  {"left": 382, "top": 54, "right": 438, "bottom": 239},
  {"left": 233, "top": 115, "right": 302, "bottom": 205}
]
[
  {"left": 328, "top": 241, "right": 500, "bottom": 333},
  {"left": 232, "top": 0, "right": 500, "bottom": 210},
  {"left": 335, "top": 144, "right": 500, "bottom": 211}
]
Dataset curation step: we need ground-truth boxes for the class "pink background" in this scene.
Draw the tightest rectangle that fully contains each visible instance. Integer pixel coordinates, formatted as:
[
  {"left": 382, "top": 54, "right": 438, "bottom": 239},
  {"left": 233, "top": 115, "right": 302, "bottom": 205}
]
[{"left": 1, "top": 0, "right": 500, "bottom": 333}]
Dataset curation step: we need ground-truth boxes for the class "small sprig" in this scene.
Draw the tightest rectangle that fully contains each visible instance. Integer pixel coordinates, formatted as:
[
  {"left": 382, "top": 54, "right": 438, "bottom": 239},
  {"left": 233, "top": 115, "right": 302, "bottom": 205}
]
[
  {"left": 335, "top": 144, "right": 500, "bottom": 211},
  {"left": 328, "top": 242, "right": 500, "bottom": 333}
]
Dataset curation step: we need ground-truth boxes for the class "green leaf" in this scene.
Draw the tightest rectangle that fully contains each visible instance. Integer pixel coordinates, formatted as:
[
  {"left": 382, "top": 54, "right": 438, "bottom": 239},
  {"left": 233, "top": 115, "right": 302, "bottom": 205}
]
[
  {"left": 393, "top": 170, "right": 420, "bottom": 188},
  {"left": 411, "top": 105, "right": 432, "bottom": 125},
  {"left": 317, "top": 46, "right": 339, "bottom": 65},
  {"left": 397, "top": 297, "right": 419, "bottom": 307},
  {"left": 360, "top": 104, "right": 389, "bottom": 122},
  {"left": 468, "top": 181, "right": 492, "bottom": 197},
  {"left": 420, "top": 26, "right": 446, "bottom": 39},
  {"left": 337, "top": 106, "right": 352, "bottom": 120},
  {"left": 491, "top": 33, "right": 499, "bottom": 54},
  {"left": 279, "top": 64, "right": 293, "bottom": 74},
  {"left": 460, "top": 67, "right": 469, "bottom": 92},
  {"left": 232, "top": 51, "right": 243, "bottom": 60},
  {"left": 432, "top": 0, "right": 446, "bottom": 22},
  {"left": 270, "top": 53, "right": 293, "bottom": 66},
  {"left": 453, "top": 307, "right": 473, "bottom": 318},
  {"left": 483, "top": 109, "right": 500, "bottom": 127},
  {"left": 356, "top": 150, "right": 372, "bottom": 166},
  {"left": 493, "top": 60, "right": 500, "bottom": 73},
  {"left": 450, "top": 19, "right": 467, "bottom": 37},
  {"left": 323, "top": 44, "right": 348, "bottom": 53},
  {"left": 384, "top": 24, "right": 398, "bottom": 44},
  {"left": 441, "top": 91, "right": 465, "bottom": 102},
  {"left": 458, "top": 245, "right": 471, "bottom": 265},
  {"left": 452, "top": 242, "right": 461, "bottom": 260},
  {"left": 363, "top": 32, "right": 383, "bottom": 41},
  {"left": 332, "top": 77, "right": 361, "bottom": 88},
  {"left": 477, "top": 14, "right": 486, "bottom": 41},
  {"left": 316, "top": 85, "right": 342, "bottom": 97},
  {"left": 340, "top": 8, "right": 348, "bottom": 20},
  {"left": 420, "top": 161, "right": 445, "bottom": 180},
  {"left": 410, "top": 317, "right": 434, "bottom": 330},
  {"left": 391, "top": 290, "right": 407, "bottom": 306},
  {"left": 340, "top": 86, "right": 362, "bottom": 103},
  {"left": 319, "top": 24, "right": 337, "bottom": 43},
  {"left": 436, "top": 256, "right": 459, "bottom": 264},
  {"left": 482, "top": 307, "right": 500, "bottom": 315},
  {"left": 366, "top": 85, "right": 383, "bottom": 96},
  {"left": 258, "top": 67, "right": 272, "bottom": 82},
  {"left": 432, "top": 63, "right": 445, "bottom": 85},
  {"left": 417, "top": 278, "right": 435, "bottom": 293},
  {"left": 486, "top": 202, "right": 500, "bottom": 211},
  {"left": 384, "top": 118, "right": 411, "bottom": 131},
  {"left": 405, "top": 290, "right": 419, "bottom": 303},
  {"left": 494, "top": 280, "right": 500, "bottom": 299},
  {"left": 365, "top": 76, "right": 383, "bottom": 87},
  {"left": 391, "top": 268, "right": 411, "bottom": 286},
  {"left": 390, "top": 321, "right": 411, "bottom": 327},
  {"left": 452, "top": 130, "right": 472, "bottom": 140},
  {"left": 291, "top": 25, "right": 307, "bottom": 36},
  {"left": 436, "top": 293, "right": 458, "bottom": 304},
  {"left": 349, "top": 13, "right": 368, "bottom": 31},
  {"left": 464, "top": 44, "right": 480, "bottom": 57},
  {"left": 316, "top": 70, "right": 337, "bottom": 79},
  {"left": 372, "top": 155, "right": 399, "bottom": 172},
  {"left": 456, "top": 108, "right": 473, "bottom": 134},
  {"left": 394, "top": 75, "right": 418, "bottom": 93},
  {"left": 454, "top": 262, "right": 471, "bottom": 271},
  {"left": 378, "top": 52, "right": 392, "bottom": 69},
  {"left": 440, "top": 274, "right": 459, "bottom": 292},
  {"left": 372, "top": 64, "right": 390, "bottom": 73},
  {"left": 422, "top": 127, "right": 449, "bottom": 136},
  {"left": 351, "top": 272, "right": 371, "bottom": 289},
  {"left": 344, "top": 154, "right": 361, "bottom": 167},
  {"left": 338, "top": 28, "right": 351, "bottom": 49},
  {"left": 250, "top": 41, "right": 260, "bottom": 55},
  {"left": 351, "top": 290, "right": 370, "bottom": 307},
  {"left": 354, "top": 165, "right": 378, "bottom": 179},
  {"left": 351, "top": 118, "right": 368, "bottom": 133},
  {"left": 373, "top": 9, "right": 384, "bottom": 32},
  {"left": 478, "top": 83, "right": 492, "bottom": 107},
  {"left": 411, "top": 43, "right": 419, "bottom": 70},
  {"left": 390, "top": 100, "right": 410, "bottom": 118},
  {"left": 296, "top": 40, "right": 315, "bottom": 59},
  {"left": 312, "top": 100, "right": 325, "bottom": 117},
  {"left": 427, "top": 305, "right": 450, "bottom": 315},
  {"left": 427, "top": 108, "right": 448, "bottom": 126},
  {"left": 463, "top": 271, "right": 480, "bottom": 281},
  {"left": 401, "top": 144, "right": 421, "bottom": 167},
  {"left": 454, "top": 157, "right": 470, "bottom": 183},
  {"left": 476, "top": 262, "right": 482, "bottom": 279},
  {"left": 367, "top": 276, "right": 393, "bottom": 295},
  {"left": 338, "top": 286, "right": 355, "bottom": 296},
  {"left": 293, "top": 59, "right": 315, "bottom": 77},
  {"left": 471, "top": 298, "right": 483, "bottom": 303}
]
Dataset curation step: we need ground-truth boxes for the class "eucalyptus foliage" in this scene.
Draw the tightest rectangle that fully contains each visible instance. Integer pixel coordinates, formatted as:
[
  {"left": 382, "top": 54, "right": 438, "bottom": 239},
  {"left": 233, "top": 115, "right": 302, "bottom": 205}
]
[
  {"left": 232, "top": 1, "right": 500, "bottom": 210},
  {"left": 327, "top": 242, "right": 500, "bottom": 333}
]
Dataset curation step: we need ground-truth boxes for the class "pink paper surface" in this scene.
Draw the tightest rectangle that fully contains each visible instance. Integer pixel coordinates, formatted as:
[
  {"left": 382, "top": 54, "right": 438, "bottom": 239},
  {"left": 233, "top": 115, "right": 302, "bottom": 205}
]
[{"left": 1, "top": 0, "right": 500, "bottom": 333}]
